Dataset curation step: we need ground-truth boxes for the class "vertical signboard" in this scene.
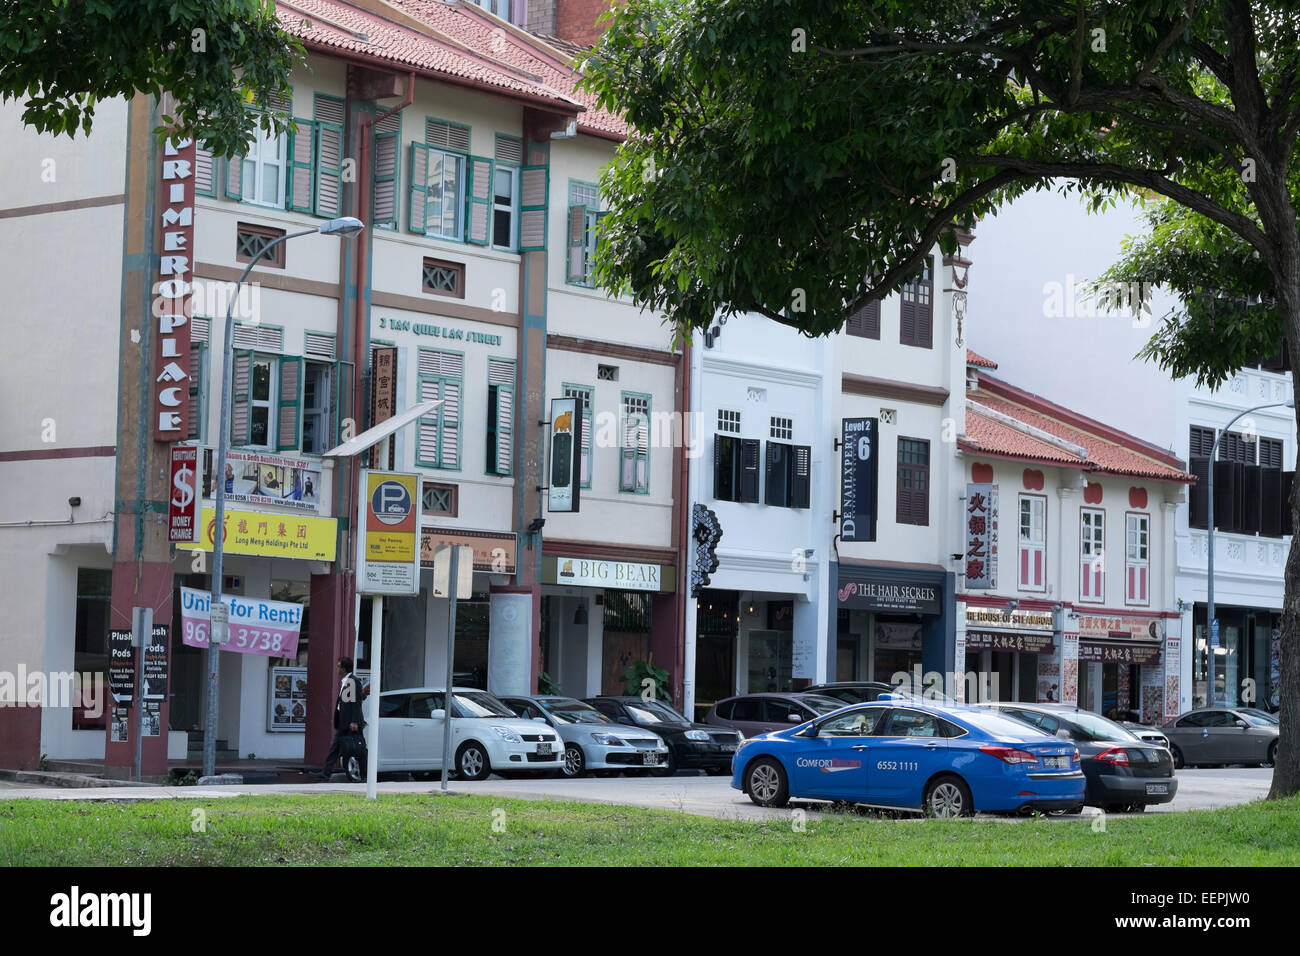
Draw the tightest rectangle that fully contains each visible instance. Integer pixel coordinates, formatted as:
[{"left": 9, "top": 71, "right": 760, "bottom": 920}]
[
  {"left": 141, "top": 624, "right": 168, "bottom": 738},
  {"left": 964, "top": 482, "right": 998, "bottom": 588},
  {"left": 154, "top": 134, "right": 196, "bottom": 440},
  {"left": 370, "top": 346, "right": 397, "bottom": 469},
  {"left": 548, "top": 397, "right": 582, "bottom": 513},
  {"left": 840, "top": 418, "right": 878, "bottom": 542},
  {"left": 168, "top": 445, "right": 199, "bottom": 541},
  {"left": 358, "top": 470, "right": 421, "bottom": 595}
]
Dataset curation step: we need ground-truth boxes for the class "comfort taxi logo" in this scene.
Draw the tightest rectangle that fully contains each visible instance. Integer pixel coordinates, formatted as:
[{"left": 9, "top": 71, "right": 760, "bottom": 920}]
[{"left": 795, "top": 757, "right": 863, "bottom": 773}]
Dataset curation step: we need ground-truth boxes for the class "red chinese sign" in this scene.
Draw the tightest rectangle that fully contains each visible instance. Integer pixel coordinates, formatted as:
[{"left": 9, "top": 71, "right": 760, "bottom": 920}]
[{"left": 965, "top": 483, "right": 998, "bottom": 588}]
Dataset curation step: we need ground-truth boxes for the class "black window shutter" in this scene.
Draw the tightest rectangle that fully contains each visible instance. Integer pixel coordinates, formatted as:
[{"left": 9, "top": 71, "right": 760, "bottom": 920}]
[
  {"left": 739, "top": 438, "right": 761, "bottom": 503},
  {"left": 1212, "top": 460, "right": 1235, "bottom": 531},
  {"left": 714, "top": 435, "right": 734, "bottom": 501},
  {"left": 1284, "top": 471, "right": 1295, "bottom": 535},
  {"left": 1189, "top": 456, "right": 1210, "bottom": 529},
  {"left": 1233, "top": 461, "right": 1247, "bottom": 530},
  {"left": 765, "top": 441, "right": 787, "bottom": 507},
  {"left": 792, "top": 445, "right": 811, "bottom": 509},
  {"left": 1261, "top": 468, "right": 1283, "bottom": 537},
  {"left": 1242, "top": 464, "right": 1263, "bottom": 534},
  {"left": 916, "top": 458, "right": 930, "bottom": 525},
  {"left": 899, "top": 292, "right": 915, "bottom": 346}
]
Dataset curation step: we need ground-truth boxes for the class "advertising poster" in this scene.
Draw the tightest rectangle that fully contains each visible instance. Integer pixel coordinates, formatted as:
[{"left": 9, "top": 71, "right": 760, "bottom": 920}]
[
  {"left": 840, "top": 417, "right": 878, "bottom": 542},
  {"left": 142, "top": 703, "right": 161, "bottom": 738},
  {"left": 202, "top": 448, "right": 323, "bottom": 513},
  {"left": 180, "top": 587, "right": 304, "bottom": 657},
  {"left": 548, "top": 397, "right": 581, "bottom": 513},
  {"left": 142, "top": 625, "right": 168, "bottom": 702},
  {"left": 110, "top": 706, "right": 130, "bottom": 743},
  {"left": 358, "top": 470, "right": 421, "bottom": 596},
  {"left": 108, "top": 628, "right": 135, "bottom": 705},
  {"left": 269, "top": 665, "right": 308, "bottom": 732}
]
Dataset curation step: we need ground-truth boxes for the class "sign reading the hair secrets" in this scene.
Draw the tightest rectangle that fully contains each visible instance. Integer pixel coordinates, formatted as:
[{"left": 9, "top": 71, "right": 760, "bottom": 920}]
[{"left": 377, "top": 316, "right": 503, "bottom": 346}]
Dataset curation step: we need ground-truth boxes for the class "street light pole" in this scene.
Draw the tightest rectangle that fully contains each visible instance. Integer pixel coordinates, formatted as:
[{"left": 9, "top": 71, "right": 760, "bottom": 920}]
[
  {"left": 202, "top": 217, "right": 364, "bottom": 779},
  {"left": 1204, "top": 398, "right": 1294, "bottom": 710}
]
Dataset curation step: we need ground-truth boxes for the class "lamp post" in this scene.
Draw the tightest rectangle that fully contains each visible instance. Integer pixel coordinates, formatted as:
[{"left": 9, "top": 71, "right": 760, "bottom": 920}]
[
  {"left": 202, "top": 216, "right": 364, "bottom": 779},
  {"left": 1205, "top": 398, "right": 1294, "bottom": 708}
]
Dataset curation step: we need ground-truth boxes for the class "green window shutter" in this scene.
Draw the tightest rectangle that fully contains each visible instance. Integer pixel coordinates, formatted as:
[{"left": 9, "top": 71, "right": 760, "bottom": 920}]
[
  {"left": 230, "top": 349, "right": 254, "bottom": 446},
  {"left": 518, "top": 164, "right": 548, "bottom": 251},
  {"left": 619, "top": 414, "right": 638, "bottom": 492},
  {"left": 465, "top": 155, "right": 494, "bottom": 245},
  {"left": 494, "top": 383, "right": 514, "bottom": 475},
  {"left": 314, "top": 121, "right": 344, "bottom": 217},
  {"left": 408, "top": 142, "right": 429, "bottom": 235},
  {"left": 224, "top": 154, "right": 244, "bottom": 200},
  {"left": 372, "top": 130, "right": 399, "bottom": 230},
  {"left": 440, "top": 379, "right": 460, "bottom": 468},
  {"left": 331, "top": 359, "right": 353, "bottom": 447},
  {"left": 194, "top": 145, "right": 216, "bottom": 198},
  {"left": 566, "top": 205, "right": 587, "bottom": 283},
  {"left": 277, "top": 356, "right": 303, "bottom": 451},
  {"left": 417, "top": 376, "right": 441, "bottom": 466},
  {"left": 287, "top": 118, "right": 316, "bottom": 213},
  {"left": 635, "top": 416, "right": 649, "bottom": 493},
  {"left": 187, "top": 343, "right": 207, "bottom": 441}
]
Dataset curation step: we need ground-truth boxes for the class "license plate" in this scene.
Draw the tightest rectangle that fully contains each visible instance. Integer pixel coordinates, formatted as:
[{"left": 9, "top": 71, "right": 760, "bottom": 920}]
[
  {"left": 721, "top": 743, "right": 737, "bottom": 752},
  {"left": 1042, "top": 755, "right": 1068, "bottom": 768},
  {"left": 1146, "top": 783, "right": 1168, "bottom": 795},
  {"left": 537, "top": 742, "right": 553, "bottom": 756},
  {"left": 642, "top": 752, "right": 660, "bottom": 766}
]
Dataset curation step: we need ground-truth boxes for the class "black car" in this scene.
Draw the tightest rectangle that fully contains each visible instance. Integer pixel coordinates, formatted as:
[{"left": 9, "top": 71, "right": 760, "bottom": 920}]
[
  {"left": 983, "top": 703, "right": 1178, "bottom": 812},
  {"left": 585, "top": 696, "right": 742, "bottom": 776},
  {"left": 803, "top": 681, "right": 920, "bottom": 704}
]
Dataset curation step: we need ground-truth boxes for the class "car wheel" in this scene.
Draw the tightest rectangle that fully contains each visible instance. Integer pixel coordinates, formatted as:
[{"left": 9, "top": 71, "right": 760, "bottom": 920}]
[
  {"left": 455, "top": 742, "right": 491, "bottom": 781},
  {"left": 745, "top": 758, "right": 789, "bottom": 808},
  {"left": 649, "top": 749, "right": 677, "bottom": 777},
  {"left": 1125, "top": 803, "right": 1147, "bottom": 813},
  {"left": 1267, "top": 741, "right": 1278, "bottom": 767},
  {"left": 1170, "top": 745, "right": 1185, "bottom": 770},
  {"left": 922, "top": 774, "right": 972, "bottom": 818},
  {"left": 561, "top": 744, "right": 587, "bottom": 778},
  {"left": 344, "top": 755, "right": 364, "bottom": 783}
]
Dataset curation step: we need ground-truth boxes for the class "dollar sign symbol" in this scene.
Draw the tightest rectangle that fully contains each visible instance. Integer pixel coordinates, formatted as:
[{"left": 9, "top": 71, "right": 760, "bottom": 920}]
[{"left": 172, "top": 463, "right": 194, "bottom": 508}]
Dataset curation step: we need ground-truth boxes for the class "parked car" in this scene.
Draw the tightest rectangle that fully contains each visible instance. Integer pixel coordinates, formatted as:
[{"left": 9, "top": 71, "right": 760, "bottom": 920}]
[
  {"left": 585, "top": 696, "right": 743, "bottom": 775},
  {"left": 705, "top": 693, "right": 847, "bottom": 738},
  {"left": 981, "top": 703, "right": 1177, "bottom": 812},
  {"left": 802, "top": 681, "right": 899, "bottom": 704},
  {"left": 732, "top": 700, "right": 1085, "bottom": 817},
  {"left": 1162, "top": 707, "right": 1280, "bottom": 768},
  {"left": 501, "top": 695, "right": 669, "bottom": 777},
  {"left": 1102, "top": 709, "right": 1171, "bottom": 748},
  {"left": 376, "top": 687, "right": 562, "bottom": 780}
]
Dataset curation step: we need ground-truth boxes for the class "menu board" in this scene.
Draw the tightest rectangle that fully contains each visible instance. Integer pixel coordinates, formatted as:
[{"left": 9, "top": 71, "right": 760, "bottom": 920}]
[{"left": 268, "top": 665, "right": 308, "bottom": 732}]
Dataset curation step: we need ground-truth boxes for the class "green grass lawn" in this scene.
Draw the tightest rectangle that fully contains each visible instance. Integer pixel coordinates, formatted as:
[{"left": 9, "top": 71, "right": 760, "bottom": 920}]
[{"left": 3, "top": 793, "right": 1298, "bottom": 866}]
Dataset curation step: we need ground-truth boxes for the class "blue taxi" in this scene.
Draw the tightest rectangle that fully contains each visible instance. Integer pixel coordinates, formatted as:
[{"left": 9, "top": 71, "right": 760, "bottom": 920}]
[{"left": 731, "top": 699, "right": 1085, "bottom": 817}]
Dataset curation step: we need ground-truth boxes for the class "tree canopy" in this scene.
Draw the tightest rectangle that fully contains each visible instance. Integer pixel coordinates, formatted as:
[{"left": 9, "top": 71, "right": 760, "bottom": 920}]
[{"left": 0, "top": 0, "right": 302, "bottom": 156}]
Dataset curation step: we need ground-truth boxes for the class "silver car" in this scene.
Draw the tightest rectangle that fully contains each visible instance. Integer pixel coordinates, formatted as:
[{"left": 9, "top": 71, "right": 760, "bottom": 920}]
[
  {"left": 503, "top": 695, "right": 669, "bottom": 777},
  {"left": 1161, "top": 707, "right": 1279, "bottom": 768}
]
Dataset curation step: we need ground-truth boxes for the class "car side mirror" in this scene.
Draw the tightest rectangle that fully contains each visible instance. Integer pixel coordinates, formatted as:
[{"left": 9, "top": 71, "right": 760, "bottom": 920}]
[
  {"left": 431, "top": 709, "right": 446, "bottom": 720},
  {"left": 804, "top": 723, "right": 820, "bottom": 738},
  {"left": 1055, "top": 728, "right": 1071, "bottom": 739},
  {"left": 1236, "top": 719, "right": 1249, "bottom": 729},
  {"left": 786, "top": 713, "right": 802, "bottom": 722},
  {"left": 534, "top": 715, "right": 548, "bottom": 722}
]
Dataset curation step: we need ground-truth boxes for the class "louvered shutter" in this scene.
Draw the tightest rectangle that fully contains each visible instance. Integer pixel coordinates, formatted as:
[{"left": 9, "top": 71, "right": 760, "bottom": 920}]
[
  {"left": 494, "top": 385, "right": 514, "bottom": 474},
  {"left": 1188, "top": 456, "right": 1210, "bottom": 529},
  {"left": 1261, "top": 467, "right": 1283, "bottom": 537},
  {"left": 713, "top": 435, "right": 732, "bottom": 500},
  {"left": 441, "top": 380, "right": 460, "bottom": 468},
  {"left": 1283, "top": 472, "right": 1295, "bottom": 535},
  {"left": 314, "top": 121, "right": 343, "bottom": 217},
  {"left": 224, "top": 154, "right": 244, "bottom": 200},
  {"left": 372, "top": 130, "right": 398, "bottom": 230},
  {"left": 620, "top": 415, "right": 638, "bottom": 491},
  {"left": 792, "top": 445, "right": 811, "bottom": 509},
  {"left": 764, "top": 442, "right": 785, "bottom": 506},
  {"left": 846, "top": 300, "right": 880, "bottom": 338},
  {"left": 580, "top": 410, "right": 592, "bottom": 485},
  {"left": 418, "top": 377, "right": 441, "bottom": 465},
  {"left": 635, "top": 416, "right": 649, "bottom": 492},
  {"left": 230, "top": 350, "right": 253, "bottom": 445},
  {"left": 186, "top": 343, "right": 206, "bottom": 441},
  {"left": 1243, "top": 464, "right": 1263, "bottom": 533},
  {"left": 408, "top": 142, "right": 429, "bottom": 234},
  {"left": 567, "top": 205, "right": 587, "bottom": 282},
  {"left": 518, "top": 165, "right": 548, "bottom": 251},
  {"left": 465, "top": 155, "right": 494, "bottom": 245},
  {"left": 1211, "top": 460, "right": 1235, "bottom": 530},
  {"left": 277, "top": 356, "right": 302, "bottom": 451},
  {"left": 287, "top": 118, "right": 315, "bottom": 213},
  {"left": 331, "top": 359, "right": 352, "bottom": 447},
  {"left": 739, "top": 438, "right": 760, "bottom": 503},
  {"left": 899, "top": 288, "right": 915, "bottom": 346},
  {"left": 194, "top": 145, "right": 216, "bottom": 197}
]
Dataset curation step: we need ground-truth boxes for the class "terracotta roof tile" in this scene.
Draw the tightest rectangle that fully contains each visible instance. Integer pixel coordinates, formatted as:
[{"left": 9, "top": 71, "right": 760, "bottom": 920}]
[{"left": 966, "top": 348, "right": 997, "bottom": 369}]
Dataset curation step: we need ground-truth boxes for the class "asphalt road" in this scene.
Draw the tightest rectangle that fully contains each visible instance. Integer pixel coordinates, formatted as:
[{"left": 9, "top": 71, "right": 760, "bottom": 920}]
[{"left": 0, "top": 767, "right": 1273, "bottom": 820}]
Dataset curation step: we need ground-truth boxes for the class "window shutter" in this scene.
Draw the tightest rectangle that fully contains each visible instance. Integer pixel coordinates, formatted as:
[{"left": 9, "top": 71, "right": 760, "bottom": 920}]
[
  {"left": 1212, "top": 460, "right": 1235, "bottom": 531},
  {"left": 224, "top": 154, "right": 244, "bottom": 200},
  {"left": 713, "top": 435, "right": 733, "bottom": 500},
  {"left": 765, "top": 441, "right": 790, "bottom": 507},
  {"left": 493, "top": 384, "right": 513, "bottom": 475},
  {"left": 418, "top": 376, "right": 441, "bottom": 465},
  {"left": 372, "top": 130, "right": 399, "bottom": 230},
  {"left": 1188, "top": 456, "right": 1210, "bottom": 529},
  {"left": 567, "top": 205, "right": 588, "bottom": 282},
  {"left": 792, "top": 445, "right": 811, "bottom": 509},
  {"left": 277, "top": 356, "right": 302, "bottom": 451},
  {"left": 465, "top": 155, "right": 494, "bottom": 245},
  {"left": 635, "top": 417, "right": 649, "bottom": 491},
  {"left": 846, "top": 300, "right": 880, "bottom": 338},
  {"left": 518, "top": 165, "right": 548, "bottom": 251},
  {"left": 917, "top": 272, "right": 933, "bottom": 348},
  {"left": 899, "top": 290, "right": 915, "bottom": 346},
  {"left": 440, "top": 380, "right": 460, "bottom": 468},
  {"left": 1232, "top": 461, "right": 1247, "bottom": 531},
  {"left": 580, "top": 410, "right": 592, "bottom": 486},
  {"left": 230, "top": 349, "right": 253, "bottom": 445},
  {"left": 1261, "top": 467, "right": 1283, "bottom": 537},
  {"left": 287, "top": 118, "right": 316, "bottom": 213},
  {"left": 186, "top": 343, "right": 207, "bottom": 441},
  {"left": 1243, "top": 464, "right": 1263, "bottom": 533},
  {"left": 194, "top": 145, "right": 216, "bottom": 197},
  {"left": 620, "top": 416, "right": 638, "bottom": 491},
  {"left": 739, "top": 438, "right": 761, "bottom": 503},
  {"left": 314, "top": 121, "right": 343, "bottom": 217},
  {"left": 408, "top": 142, "right": 429, "bottom": 235},
  {"left": 330, "top": 359, "right": 352, "bottom": 447},
  {"left": 1284, "top": 471, "right": 1295, "bottom": 536}
]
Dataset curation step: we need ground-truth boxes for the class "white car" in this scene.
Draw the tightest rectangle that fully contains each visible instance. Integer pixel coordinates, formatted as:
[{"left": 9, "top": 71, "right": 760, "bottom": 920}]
[{"left": 376, "top": 687, "right": 563, "bottom": 780}]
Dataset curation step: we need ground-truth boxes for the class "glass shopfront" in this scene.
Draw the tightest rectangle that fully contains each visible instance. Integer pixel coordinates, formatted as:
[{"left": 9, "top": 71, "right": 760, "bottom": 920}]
[{"left": 1191, "top": 603, "right": 1278, "bottom": 709}]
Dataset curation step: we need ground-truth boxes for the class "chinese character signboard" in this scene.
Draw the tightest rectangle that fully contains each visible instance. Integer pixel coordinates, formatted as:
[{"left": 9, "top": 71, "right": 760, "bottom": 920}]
[
  {"left": 965, "top": 483, "right": 998, "bottom": 588},
  {"left": 840, "top": 418, "right": 878, "bottom": 542},
  {"left": 370, "top": 347, "right": 397, "bottom": 469},
  {"left": 154, "top": 134, "right": 196, "bottom": 440},
  {"left": 190, "top": 506, "right": 337, "bottom": 560}
]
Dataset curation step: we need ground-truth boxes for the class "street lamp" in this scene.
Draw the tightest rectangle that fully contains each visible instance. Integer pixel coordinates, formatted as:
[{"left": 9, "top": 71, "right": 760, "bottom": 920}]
[
  {"left": 202, "top": 216, "right": 364, "bottom": 778},
  {"left": 1205, "top": 398, "right": 1294, "bottom": 708}
]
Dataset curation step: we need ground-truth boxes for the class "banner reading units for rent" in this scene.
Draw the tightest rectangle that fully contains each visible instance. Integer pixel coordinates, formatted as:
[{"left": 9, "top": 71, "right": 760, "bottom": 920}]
[{"left": 180, "top": 587, "right": 304, "bottom": 657}]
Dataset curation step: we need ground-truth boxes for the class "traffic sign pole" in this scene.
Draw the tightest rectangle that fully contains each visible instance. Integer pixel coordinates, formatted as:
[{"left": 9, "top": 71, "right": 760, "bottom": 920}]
[
  {"left": 131, "top": 606, "right": 152, "bottom": 781},
  {"left": 440, "top": 544, "right": 460, "bottom": 793}
]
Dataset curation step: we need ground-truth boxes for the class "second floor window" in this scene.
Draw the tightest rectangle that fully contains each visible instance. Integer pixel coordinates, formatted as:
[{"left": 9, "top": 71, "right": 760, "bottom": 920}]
[
  {"left": 896, "top": 438, "right": 930, "bottom": 525},
  {"left": 1018, "top": 495, "right": 1046, "bottom": 591},
  {"left": 567, "top": 181, "right": 605, "bottom": 287},
  {"left": 417, "top": 349, "right": 463, "bottom": 470},
  {"left": 1080, "top": 508, "right": 1104, "bottom": 602},
  {"left": 241, "top": 123, "right": 288, "bottom": 208},
  {"left": 1189, "top": 424, "right": 1291, "bottom": 536},
  {"left": 899, "top": 259, "right": 933, "bottom": 349},
  {"left": 1126, "top": 513, "right": 1149, "bottom": 604},
  {"left": 620, "top": 393, "right": 650, "bottom": 494}
]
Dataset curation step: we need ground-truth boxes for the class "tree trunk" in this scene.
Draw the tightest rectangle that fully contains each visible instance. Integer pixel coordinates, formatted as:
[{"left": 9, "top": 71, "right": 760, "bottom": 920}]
[{"left": 1268, "top": 272, "right": 1300, "bottom": 799}]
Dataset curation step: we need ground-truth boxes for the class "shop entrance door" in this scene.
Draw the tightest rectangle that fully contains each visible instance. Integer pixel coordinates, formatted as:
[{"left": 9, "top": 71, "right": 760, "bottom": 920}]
[{"left": 747, "top": 630, "right": 792, "bottom": 693}]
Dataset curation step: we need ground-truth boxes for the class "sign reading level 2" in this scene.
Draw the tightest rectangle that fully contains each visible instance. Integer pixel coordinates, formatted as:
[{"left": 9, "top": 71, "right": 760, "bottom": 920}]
[{"left": 359, "top": 470, "right": 421, "bottom": 595}]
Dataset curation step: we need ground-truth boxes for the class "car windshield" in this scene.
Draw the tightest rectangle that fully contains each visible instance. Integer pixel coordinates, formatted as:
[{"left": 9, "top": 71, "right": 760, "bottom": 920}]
[
  {"left": 542, "top": 699, "right": 611, "bottom": 724},
  {"left": 452, "top": 691, "right": 517, "bottom": 719},
  {"left": 625, "top": 700, "right": 688, "bottom": 725},
  {"left": 1064, "top": 711, "right": 1140, "bottom": 742},
  {"left": 801, "top": 695, "right": 848, "bottom": 714},
  {"left": 1236, "top": 710, "right": 1276, "bottom": 726},
  {"left": 959, "top": 709, "right": 1052, "bottom": 738}
]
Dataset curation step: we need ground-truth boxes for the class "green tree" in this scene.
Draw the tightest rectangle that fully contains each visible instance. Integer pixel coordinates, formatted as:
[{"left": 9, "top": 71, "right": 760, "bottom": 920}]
[
  {"left": 584, "top": 0, "right": 1300, "bottom": 798},
  {"left": 0, "top": 0, "right": 302, "bottom": 155}
]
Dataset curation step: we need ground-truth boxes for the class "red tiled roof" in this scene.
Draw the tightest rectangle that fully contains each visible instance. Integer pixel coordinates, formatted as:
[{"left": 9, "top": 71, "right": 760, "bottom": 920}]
[
  {"left": 277, "top": 0, "right": 586, "bottom": 115},
  {"left": 961, "top": 375, "right": 1191, "bottom": 483},
  {"left": 966, "top": 348, "right": 997, "bottom": 369}
]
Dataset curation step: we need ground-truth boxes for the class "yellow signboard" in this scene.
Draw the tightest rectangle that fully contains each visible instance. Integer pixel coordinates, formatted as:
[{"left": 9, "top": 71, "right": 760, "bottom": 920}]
[
  {"left": 359, "top": 470, "right": 421, "bottom": 596},
  {"left": 191, "top": 507, "right": 337, "bottom": 561}
]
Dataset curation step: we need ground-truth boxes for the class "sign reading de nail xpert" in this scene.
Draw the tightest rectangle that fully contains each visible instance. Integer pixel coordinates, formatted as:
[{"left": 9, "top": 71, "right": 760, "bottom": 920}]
[
  {"left": 153, "top": 135, "right": 196, "bottom": 440},
  {"left": 840, "top": 418, "right": 878, "bottom": 542}
]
